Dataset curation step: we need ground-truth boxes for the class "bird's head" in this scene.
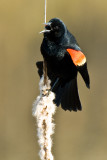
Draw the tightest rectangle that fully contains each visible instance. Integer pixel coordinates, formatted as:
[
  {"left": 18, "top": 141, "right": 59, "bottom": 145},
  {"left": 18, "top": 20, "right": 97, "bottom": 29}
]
[{"left": 40, "top": 18, "right": 66, "bottom": 40}]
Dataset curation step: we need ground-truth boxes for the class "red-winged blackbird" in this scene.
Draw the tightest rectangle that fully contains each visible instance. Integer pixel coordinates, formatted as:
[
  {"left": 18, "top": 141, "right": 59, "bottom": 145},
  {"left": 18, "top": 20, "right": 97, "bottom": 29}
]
[{"left": 36, "top": 18, "right": 90, "bottom": 111}]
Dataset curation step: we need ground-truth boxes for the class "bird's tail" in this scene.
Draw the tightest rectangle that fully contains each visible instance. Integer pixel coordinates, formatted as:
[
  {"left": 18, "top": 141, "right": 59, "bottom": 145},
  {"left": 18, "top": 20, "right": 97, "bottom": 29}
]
[
  {"left": 36, "top": 61, "right": 82, "bottom": 111},
  {"left": 61, "top": 78, "right": 82, "bottom": 111}
]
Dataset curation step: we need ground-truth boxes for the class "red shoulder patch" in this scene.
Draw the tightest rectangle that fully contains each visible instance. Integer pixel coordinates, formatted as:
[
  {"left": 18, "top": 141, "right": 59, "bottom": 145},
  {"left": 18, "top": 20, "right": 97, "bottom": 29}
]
[{"left": 67, "top": 48, "right": 86, "bottom": 66}]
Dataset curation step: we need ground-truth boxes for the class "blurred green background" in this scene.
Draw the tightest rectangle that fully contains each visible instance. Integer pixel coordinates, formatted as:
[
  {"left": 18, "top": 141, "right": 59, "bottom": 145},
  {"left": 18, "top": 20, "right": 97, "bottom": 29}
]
[{"left": 0, "top": 0, "right": 107, "bottom": 160}]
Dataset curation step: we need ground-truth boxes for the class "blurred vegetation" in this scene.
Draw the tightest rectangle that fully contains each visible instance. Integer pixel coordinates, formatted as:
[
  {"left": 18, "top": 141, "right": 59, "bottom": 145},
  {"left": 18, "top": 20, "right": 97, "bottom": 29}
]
[{"left": 0, "top": 0, "right": 107, "bottom": 160}]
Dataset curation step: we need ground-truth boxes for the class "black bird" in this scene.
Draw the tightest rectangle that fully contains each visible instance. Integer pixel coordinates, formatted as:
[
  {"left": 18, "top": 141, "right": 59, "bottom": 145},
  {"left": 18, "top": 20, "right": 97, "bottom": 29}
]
[{"left": 36, "top": 18, "right": 90, "bottom": 111}]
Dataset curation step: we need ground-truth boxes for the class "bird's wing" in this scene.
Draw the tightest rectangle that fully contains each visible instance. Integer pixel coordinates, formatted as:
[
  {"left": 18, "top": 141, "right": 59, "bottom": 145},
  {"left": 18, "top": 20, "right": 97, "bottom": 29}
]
[{"left": 67, "top": 48, "right": 90, "bottom": 88}]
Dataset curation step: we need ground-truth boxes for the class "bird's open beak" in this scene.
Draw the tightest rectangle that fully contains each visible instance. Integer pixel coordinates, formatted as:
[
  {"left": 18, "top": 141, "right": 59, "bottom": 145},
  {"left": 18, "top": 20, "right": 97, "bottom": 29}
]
[{"left": 40, "top": 22, "right": 51, "bottom": 34}]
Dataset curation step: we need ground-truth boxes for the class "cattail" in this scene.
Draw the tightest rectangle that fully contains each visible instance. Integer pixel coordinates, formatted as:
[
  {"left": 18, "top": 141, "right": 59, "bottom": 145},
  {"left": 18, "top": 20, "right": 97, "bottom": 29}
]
[{"left": 33, "top": 76, "right": 57, "bottom": 160}]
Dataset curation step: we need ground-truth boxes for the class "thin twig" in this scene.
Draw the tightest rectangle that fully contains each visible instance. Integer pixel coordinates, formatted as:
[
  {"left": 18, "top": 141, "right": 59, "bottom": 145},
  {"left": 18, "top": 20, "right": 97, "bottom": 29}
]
[{"left": 44, "top": 0, "right": 47, "bottom": 23}]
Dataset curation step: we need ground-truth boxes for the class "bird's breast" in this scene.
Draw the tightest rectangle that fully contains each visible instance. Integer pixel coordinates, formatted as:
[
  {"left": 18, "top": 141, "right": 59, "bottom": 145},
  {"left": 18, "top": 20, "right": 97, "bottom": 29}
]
[{"left": 41, "top": 39, "right": 77, "bottom": 79}]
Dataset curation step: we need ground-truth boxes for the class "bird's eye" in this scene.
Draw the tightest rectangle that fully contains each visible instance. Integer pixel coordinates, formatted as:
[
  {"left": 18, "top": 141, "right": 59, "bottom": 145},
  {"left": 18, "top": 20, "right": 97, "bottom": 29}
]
[{"left": 53, "top": 26, "right": 59, "bottom": 30}]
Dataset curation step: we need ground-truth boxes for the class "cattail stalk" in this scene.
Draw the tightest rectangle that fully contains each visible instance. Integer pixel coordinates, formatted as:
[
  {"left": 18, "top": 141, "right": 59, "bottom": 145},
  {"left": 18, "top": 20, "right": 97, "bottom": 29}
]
[{"left": 33, "top": 62, "right": 57, "bottom": 160}]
